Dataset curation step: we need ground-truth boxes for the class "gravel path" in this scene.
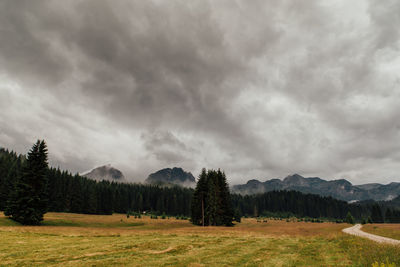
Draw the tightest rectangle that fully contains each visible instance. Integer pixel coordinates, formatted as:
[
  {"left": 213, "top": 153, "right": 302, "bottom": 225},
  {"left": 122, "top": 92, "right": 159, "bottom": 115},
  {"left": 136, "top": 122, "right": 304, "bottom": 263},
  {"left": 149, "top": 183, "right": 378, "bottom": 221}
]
[{"left": 342, "top": 224, "right": 400, "bottom": 245}]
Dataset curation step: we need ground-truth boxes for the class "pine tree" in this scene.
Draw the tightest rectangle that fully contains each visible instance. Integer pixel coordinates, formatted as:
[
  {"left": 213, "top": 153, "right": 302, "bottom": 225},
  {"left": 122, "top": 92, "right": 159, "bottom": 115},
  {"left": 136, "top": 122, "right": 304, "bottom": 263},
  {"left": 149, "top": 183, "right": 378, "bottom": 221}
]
[
  {"left": 5, "top": 140, "right": 49, "bottom": 225},
  {"left": 216, "top": 170, "right": 234, "bottom": 226},
  {"left": 206, "top": 171, "right": 218, "bottom": 225},
  {"left": 345, "top": 211, "right": 355, "bottom": 224},
  {"left": 191, "top": 168, "right": 208, "bottom": 226}
]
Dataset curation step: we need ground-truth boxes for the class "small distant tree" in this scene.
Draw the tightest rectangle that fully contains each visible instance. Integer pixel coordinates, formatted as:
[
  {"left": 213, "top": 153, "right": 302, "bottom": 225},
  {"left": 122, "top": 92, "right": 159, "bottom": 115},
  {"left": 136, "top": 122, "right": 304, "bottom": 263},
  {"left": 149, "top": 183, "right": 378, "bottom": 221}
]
[
  {"left": 5, "top": 140, "right": 49, "bottom": 225},
  {"left": 345, "top": 212, "right": 355, "bottom": 224}
]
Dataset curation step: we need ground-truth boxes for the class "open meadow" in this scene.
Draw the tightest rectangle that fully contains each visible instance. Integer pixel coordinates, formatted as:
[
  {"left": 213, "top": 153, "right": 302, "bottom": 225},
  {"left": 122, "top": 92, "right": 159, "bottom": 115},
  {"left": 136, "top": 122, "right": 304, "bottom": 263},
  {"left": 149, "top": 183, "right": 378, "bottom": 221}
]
[
  {"left": 1, "top": 212, "right": 400, "bottom": 266},
  {"left": 362, "top": 224, "right": 400, "bottom": 241}
]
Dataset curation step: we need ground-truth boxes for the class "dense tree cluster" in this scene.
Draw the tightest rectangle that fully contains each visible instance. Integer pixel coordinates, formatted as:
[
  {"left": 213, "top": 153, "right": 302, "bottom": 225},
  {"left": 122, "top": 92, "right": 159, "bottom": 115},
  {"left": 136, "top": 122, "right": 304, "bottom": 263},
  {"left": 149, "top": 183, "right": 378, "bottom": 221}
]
[
  {"left": 231, "top": 190, "right": 365, "bottom": 219},
  {"left": 0, "top": 150, "right": 24, "bottom": 211},
  {"left": 46, "top": 168, "right": 192, "bottom": 216},
  {"left": 191, "top": 169, "right": 234, "bottom": 226},
  {"left": 0, "top": 147, "right": 192, "bottom": 218},
  {"left": 370, "top": 204, "right": 384, "bottom": 223},
  {"left": 4, "top": 140, "right": 49, "bottom": 224},
  {"left": 385, "top": 208, "right": 400, "bottom": 223}
]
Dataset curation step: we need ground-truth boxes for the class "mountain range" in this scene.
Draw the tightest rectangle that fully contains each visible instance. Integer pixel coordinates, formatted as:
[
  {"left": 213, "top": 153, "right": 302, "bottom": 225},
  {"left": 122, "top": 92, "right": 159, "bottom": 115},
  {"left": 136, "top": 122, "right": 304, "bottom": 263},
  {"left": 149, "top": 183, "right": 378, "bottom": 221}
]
[
  {"left": 232, "top": 174, "right": 400, "bottom": 202},
  {"left": 81, "top": 165, "right": 399, "bottom": 202}
]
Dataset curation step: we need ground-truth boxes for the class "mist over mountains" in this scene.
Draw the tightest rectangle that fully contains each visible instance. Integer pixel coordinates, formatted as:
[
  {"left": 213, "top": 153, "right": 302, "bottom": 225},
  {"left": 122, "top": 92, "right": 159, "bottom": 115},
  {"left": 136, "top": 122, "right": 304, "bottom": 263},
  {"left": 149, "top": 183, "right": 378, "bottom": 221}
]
[
  {"left": 82, "top": 164, "right": 399, "bottom": 202},
  {"left": 145, "top": 167, "right": 196, "bottom": 188},
  {"left": 82, "top": 165, "right": 125, "bottom": 182},
  {"left": 232, "top": 174, "right": 400, "bottom": 202},
  {"left": 82, "top": 165, "right": 196, "bottom": 188}
]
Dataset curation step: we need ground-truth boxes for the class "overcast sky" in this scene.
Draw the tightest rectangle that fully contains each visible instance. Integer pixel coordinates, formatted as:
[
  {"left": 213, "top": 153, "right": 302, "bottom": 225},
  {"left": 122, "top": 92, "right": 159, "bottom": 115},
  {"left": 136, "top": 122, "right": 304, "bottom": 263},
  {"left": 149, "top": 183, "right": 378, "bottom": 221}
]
[{"left": 1, "top": 0, "right": 400, "bottom": 185}]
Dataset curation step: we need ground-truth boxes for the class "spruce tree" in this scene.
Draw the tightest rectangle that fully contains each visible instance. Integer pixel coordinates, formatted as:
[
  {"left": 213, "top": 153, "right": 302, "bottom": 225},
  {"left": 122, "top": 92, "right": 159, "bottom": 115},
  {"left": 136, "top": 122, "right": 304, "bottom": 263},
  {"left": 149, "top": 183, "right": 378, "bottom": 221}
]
[
  {"left": 190, "top": 168, "right": 208, "bottom": 226},
  {"left": 216, "top": 170, "right": 234, "bottom": 226},
  {"left": 5, "top": 140, "right": 49, "bottom": 225},
  {"left": 206, "top": 170, "right": 218, "bottom": 225}
]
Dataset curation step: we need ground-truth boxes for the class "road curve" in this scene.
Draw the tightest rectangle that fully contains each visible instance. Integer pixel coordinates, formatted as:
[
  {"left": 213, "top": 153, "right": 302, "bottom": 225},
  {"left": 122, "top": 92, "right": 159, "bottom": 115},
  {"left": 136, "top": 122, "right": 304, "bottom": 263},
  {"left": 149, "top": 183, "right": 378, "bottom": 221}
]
[{"left": 342, "top": 224, "right": 400, "bottom": 245}]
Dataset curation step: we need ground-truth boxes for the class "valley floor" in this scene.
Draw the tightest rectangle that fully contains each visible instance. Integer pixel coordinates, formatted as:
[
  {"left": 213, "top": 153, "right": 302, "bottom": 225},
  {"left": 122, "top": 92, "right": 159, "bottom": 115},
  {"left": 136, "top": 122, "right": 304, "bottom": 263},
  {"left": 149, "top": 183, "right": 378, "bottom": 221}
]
[{"left": 0, "top": 213, "right": 399, "bottom": 266}]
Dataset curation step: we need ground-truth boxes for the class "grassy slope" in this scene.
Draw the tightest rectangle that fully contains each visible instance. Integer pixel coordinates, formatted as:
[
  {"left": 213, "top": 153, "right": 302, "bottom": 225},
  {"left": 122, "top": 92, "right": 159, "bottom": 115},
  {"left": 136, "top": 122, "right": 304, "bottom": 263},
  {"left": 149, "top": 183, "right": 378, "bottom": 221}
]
[
  {"left": 0, "top": 213, "right": 399, "bottom": 266},
  {"left": 362, "top": 224, "right": 400, "bottom": 240}
]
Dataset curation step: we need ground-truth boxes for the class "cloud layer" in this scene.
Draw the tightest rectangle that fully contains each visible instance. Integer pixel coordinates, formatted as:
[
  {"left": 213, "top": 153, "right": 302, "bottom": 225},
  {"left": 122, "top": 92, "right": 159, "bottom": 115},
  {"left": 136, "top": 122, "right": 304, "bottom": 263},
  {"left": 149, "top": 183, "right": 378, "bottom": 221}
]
[{"left": 1, "top": 0, "right": 399, "bottom": 184}]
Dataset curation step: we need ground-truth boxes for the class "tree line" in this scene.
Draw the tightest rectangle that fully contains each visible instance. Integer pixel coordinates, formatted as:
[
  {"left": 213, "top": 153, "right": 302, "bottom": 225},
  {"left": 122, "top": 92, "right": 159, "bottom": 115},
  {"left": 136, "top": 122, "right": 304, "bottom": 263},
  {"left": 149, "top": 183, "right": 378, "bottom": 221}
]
[
  {"left": 1, "top": 141, "right": 400, "bottom": 225},
  {"left": 231, "top": 190, "right": 367, "bottom": 219}
]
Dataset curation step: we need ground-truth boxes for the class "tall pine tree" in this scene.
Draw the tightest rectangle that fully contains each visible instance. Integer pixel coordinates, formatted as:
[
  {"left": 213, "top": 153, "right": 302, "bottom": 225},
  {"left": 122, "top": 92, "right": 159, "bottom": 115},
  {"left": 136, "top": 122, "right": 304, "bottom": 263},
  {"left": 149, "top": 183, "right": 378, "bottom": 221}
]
[
  {"left": 5, "top": 140, "right": 49, "bottom": 225},
  {"left": 190, "top": 168, "right": 208, "bottom": 226}
]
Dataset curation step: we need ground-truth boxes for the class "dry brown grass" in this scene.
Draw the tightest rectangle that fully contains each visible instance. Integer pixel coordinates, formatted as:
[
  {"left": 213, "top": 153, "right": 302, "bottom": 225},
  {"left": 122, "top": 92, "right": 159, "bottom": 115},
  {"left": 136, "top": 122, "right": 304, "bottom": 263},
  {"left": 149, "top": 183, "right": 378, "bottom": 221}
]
[
  {"left": 1, "top": 212, "right": 399, "bottom": 266},
  {"left": 0, "top": 212, "right": 344, "bottom": 238}
]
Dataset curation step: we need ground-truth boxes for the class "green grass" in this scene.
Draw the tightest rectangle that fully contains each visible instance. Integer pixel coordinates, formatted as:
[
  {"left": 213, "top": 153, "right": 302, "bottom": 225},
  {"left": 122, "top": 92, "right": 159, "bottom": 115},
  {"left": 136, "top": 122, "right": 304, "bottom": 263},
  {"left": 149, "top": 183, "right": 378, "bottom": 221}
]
[
  {"left": 0, "top": 213, "right": 399, "bottom": 266},
  {"left": 41, "top": 219, "right": 145, "bottom": 228},
  {"left": 0, "top": 216, "right": 144, "bottom": 228},
  {"left": 362, "top": 224, "right": 400, "bottom": 240},
  {"left": 0, "top": 230, "right": 352, "bottom": 266},
  {"left": 0, "top": 217, "right": 20, "bottom": 226}
]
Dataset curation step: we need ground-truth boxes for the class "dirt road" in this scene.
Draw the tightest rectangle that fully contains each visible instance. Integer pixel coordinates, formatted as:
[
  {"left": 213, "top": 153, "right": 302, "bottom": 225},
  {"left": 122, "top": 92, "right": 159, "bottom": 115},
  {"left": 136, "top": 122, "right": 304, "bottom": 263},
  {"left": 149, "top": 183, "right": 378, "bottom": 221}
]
[{"left": 342, "top": 224, "right": 400, "bottom": 245}]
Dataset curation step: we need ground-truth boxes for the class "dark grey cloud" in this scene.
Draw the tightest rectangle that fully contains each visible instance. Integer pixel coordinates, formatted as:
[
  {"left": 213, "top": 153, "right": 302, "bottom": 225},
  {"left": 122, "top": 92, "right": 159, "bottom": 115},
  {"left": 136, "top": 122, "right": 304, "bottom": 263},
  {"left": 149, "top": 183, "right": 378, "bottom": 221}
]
[{"left": 0, "top": 0, "right": 399, "bottom": 184}]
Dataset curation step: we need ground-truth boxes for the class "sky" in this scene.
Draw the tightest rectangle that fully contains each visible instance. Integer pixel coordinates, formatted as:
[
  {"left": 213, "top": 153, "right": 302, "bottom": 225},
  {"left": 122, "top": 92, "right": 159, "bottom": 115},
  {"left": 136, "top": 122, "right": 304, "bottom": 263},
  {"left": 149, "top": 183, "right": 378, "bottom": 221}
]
[{"left": 1, "top": 0, "right": 400, "bottom": 185}]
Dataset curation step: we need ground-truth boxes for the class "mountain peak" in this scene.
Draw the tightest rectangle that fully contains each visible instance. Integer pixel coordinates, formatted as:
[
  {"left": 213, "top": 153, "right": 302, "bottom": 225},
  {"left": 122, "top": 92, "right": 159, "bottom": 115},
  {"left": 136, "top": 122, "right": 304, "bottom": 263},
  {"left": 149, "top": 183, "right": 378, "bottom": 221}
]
[
  {"left": 82, "top": 165, "right": 125, "bottom": 182},
  {"left": 283, "top": 174, "right": 308, "bottom": 186},
  {"left": 246, "top": 179, "right": 262, "bottom": 185},
  {"left": 145, "top": 167, "right": 195, "bottom": 187},
  {"left": 284, "top": 174, "right": 305, "bottom": 180}
]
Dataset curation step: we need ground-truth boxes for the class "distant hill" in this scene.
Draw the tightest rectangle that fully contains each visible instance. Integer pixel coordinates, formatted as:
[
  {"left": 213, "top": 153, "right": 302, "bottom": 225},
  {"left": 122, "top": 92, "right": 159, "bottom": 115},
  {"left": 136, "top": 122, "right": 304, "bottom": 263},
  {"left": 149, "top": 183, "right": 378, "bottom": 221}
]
[
  {"left": 82, "top": 164, "right": 125, "bottom": 182},
  {"left": 232, "top": 174, "right": 400, "bottom": 202},
  {"left": 145, "top": 167, "right": 196, "bottom": 188}
]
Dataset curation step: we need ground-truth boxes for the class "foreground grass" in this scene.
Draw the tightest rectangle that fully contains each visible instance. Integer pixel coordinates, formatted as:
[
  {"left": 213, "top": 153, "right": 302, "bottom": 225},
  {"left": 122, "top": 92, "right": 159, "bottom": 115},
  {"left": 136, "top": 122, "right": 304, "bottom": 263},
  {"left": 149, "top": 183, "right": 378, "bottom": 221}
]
[
  {"left": 362, "top": 224, "right": 400, "bottom": 240},
  {"left": 0, "top": 213, "right": 399, "bottom": 266}
]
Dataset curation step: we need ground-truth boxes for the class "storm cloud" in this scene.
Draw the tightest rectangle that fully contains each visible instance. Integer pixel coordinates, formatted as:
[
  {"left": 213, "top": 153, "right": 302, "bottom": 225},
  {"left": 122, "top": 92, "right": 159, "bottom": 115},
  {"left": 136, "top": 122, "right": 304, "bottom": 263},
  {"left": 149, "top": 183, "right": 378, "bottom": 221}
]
[{"left": 1, "top": 0, "right": 399, "bottom": 185}]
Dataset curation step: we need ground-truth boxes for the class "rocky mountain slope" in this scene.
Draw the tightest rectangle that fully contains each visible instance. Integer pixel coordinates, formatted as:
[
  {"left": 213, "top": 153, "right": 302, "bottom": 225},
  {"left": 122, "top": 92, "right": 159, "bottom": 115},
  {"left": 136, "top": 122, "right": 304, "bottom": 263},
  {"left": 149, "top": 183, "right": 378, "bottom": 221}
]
[
  {"left": 232, "top": 174, "right": 400, "bottom": 202},
  {"left": 145, "top": 167, "right": 196, "bottom": 188},
  {"left": 82, "top": 164, "right": 125, "bottom": 182}
]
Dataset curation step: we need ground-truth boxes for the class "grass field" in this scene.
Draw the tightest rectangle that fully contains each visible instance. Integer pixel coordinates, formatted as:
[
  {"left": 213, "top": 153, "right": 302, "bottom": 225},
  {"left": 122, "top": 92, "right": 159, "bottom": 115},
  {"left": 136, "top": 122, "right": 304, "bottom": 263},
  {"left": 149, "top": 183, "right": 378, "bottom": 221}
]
[
  {"left": 362, "top": 224, "right": 400, "bottom": 240},
  {"left": 1, "top": 213, "right": 400, "bottom": 266}
]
